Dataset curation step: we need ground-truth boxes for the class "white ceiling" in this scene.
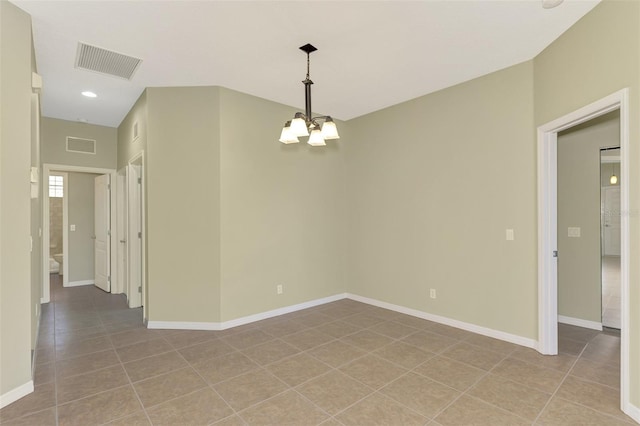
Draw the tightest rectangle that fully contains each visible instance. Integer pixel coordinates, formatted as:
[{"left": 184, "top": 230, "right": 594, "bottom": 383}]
[{"left": 13, "top": 0, "right": 599, "bottom": 128}]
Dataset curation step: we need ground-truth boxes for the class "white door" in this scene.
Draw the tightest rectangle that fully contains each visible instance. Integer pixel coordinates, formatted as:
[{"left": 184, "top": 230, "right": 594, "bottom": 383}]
[
  {"left": 94, "top": 174, "right": 111, "bottom": 292},
  {"left": 127, "top": 164, "right": 142, "bottom": 308},
  {"left": 116, "top": 170, "right": 128, "bottom": 295},
  {"left": 602, "top": 186, "right": 621, "bottom": 256}
]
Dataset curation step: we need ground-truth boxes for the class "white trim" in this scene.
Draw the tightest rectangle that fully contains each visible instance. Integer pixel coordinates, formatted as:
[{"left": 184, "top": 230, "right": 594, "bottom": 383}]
[
  {"left": 558, "top": 315, "right": 603, "bottom": 331},
  {"left": 220, "top": 293, "right": 347, "bottom": 330},
  {"left": 624, "top": 403, "right": 640, "bottom": 424},
  {"left": 148, "top": 292, "right": 537, "bottom": 351},
  {"left": 537, "top": 128, "right": 558, "bottom": 354},
  {"left": 147, "top": 293, "right": 347, "bottom": 331},
  {"left": 42, "top": 164, "right": 117, "bottom": 303},
  {"left": 537, "top": 88, "right": 630, "bottom": 417},
  {"left": 346, "top": 293, "right": 537, "bottom": 349},
  {"left": 65, "top": 280, "right": 95, "bottom": 287},
  {"left": 147, "top": 321, "right": 221, "bottom": 331},
  {"left": 0, "top": 381, "right": 34, "bottom": 409},
  {"left": 127, "top": 152, "right": 146, "bottom": 318},
  {"left": 62, "top": 173, "right": 69, "bottom": 286}
]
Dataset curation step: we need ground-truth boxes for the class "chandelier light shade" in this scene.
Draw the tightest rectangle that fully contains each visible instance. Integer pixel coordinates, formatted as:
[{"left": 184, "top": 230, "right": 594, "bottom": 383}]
[
  {"left": 279, "top": 121, "right": 299, "bottom": 144},
  {"left": 308, "top": 128, "right": 326, "bottom": 146},
  {"left": 280, "top": 43, "right": 340, "bottom": 146}
]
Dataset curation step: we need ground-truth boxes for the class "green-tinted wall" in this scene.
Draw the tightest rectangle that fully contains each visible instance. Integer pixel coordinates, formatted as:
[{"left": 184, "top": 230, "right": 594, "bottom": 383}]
[
  {"left": 557, "top": 112, "right": 619, "bottom": 324},
  {"left": 0, "top": 0, "right": 36, "bottom": 399},
  {"left": 219, "top": 88, "right": 347, "bottom": 321},
  {"left": 145, "top": 87, "right": 221, "bottom": 323},
  {"left": 534, "top": 0, "right": 640, "bottom": 407},
  {"left": 346, "top": 61, "right": 537, "bottom": 339}
]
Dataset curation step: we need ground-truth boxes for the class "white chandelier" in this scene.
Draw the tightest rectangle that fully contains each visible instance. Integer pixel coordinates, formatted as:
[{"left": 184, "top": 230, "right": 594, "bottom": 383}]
[{"left": 279, "top": 44, "right": 340, "bottom": 146}]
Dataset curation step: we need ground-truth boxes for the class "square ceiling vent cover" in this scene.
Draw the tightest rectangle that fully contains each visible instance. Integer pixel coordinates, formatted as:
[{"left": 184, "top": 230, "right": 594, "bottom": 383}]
[{"left": 75, "top": 42, "right": 142, "bottom": 80}]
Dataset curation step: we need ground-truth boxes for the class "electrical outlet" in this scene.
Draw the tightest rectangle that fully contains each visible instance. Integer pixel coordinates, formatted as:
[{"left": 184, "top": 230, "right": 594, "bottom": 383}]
[
  {"left": 276, "top": 284, "right": 283, "bottom": 295},
  {"left": 430, "top": 289, "right": 436, "bottom": 299}
]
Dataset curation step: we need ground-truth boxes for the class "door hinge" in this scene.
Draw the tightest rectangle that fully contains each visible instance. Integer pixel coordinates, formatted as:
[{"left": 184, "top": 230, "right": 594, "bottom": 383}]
[
  {"left": 108, "top": 183, "right": 111, "bottom": 190},
  {"left": 138, "top": 177, "right": 142, "bottom": 184},
  {"left": 108, "top": 276, "right": 111, "bottom": 282},
  {"left": 138, "top": 231, "right": 142, "bottom": 238},
  {"left": 107, "top": 229, "right": 111, "bottom": 236},
  {"left": 553, "top": 250, "right": 558, "bottom": 258},
  {"left": 138, "top": 286, "right": 142, "bottom": 293}
]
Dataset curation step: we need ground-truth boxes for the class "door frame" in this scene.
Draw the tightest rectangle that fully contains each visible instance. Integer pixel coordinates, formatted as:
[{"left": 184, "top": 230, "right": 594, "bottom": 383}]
[
  {"left": 47, "top": 172, "right": 68, "bottom": 285},
  {"left": 42, "top": 164, "right": 117, "bottom": 303},
  {"left": 93, "top": 173, "right": 112, "bottom": 293},
  {"left": 127, "top": 152, "right": 146, "bottom": 317},
  {"left": 536, "top": 88, "right": 630, "bottom": 413},
  {"left": 115, "top": 167, "right": 128, "bottom": 295}
]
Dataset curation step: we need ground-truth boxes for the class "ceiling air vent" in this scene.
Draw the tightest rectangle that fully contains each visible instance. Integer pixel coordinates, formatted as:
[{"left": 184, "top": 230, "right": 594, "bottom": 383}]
[{"left": 75, "top": 42, "right": 142, "bottom": 80}]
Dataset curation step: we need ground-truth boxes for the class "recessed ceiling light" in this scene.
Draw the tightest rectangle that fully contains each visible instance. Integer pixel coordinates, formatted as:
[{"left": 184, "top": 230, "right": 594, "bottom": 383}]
[{"left": 81, "top": 91, "right": 97, "bottom": 98}]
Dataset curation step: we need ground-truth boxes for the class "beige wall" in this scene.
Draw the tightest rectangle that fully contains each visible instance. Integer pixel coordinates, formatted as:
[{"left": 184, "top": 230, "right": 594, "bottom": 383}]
[
  {"left": 219, "top": 88, "right": 347, "bottom": 321},
  {"left": 557, "top": 111, "right": 620, "bottom": 323},
  {"left": 145, "top": 87, "right": 221, "bottom": 322},
  {"left": 0, "top": 0, "right": 36, "bottom": 399},
  {"left": 117, "top": 90, "right": 147, "bottom": 170},
  {"left": 67, "top": 172, "right": 100, "bottom": 283},
  {"left": 139, "top": 86, "right": 347, "bottom": 323},
  {"left": 41, "top": 117, "right": 117, "bottom": 169},
  {"left": 533, "top": 0, "right": 640, "bottom": 406},
  {"left": 346, "top": 61, "right": 537, "bottom": 338},
  {"left": 49, "top": 197, "right": 63, "bottom": 256}
]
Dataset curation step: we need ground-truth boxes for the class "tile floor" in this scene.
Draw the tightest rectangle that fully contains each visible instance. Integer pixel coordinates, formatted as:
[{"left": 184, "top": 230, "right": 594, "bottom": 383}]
[
  {"left": 0, "top": 275, "right": 635, "bottom": 425},
  {"left": 602, "top": 255, "right": 621, "bottom": 329}
]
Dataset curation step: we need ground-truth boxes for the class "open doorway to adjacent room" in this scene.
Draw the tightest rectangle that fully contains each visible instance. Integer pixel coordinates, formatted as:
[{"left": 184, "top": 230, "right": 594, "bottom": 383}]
[{"left": 600, "top": 147, "right": 621, "bottom": 330}]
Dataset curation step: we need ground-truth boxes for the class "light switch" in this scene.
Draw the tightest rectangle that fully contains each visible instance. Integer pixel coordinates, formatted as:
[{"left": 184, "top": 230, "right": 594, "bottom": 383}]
[
  {"left": 506, "top": 229, "right": 514, "bottom": 241},
  {"left": 568, "top": 227, "right": 581, "bottom": 237},
  {"left": 70, "top": 224, "right": 76, "bottom": 232}
]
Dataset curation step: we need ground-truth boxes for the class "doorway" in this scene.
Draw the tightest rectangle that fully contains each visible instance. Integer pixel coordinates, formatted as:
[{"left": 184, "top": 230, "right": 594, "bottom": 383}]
[
  {"left": 126, "top": 152, "right": 145, "bottom": 315},
  {"left": 48, "top": 173, "right": 67, "bottom": 281},
  {"left": 600, "top": 148, "right": 621, "bottom": 329},
  {"left": 537, "top": 88, "right": 630, "bottom": 414},
  {"left": 42, "top": 164, "right": 117, "bottom": 303}
]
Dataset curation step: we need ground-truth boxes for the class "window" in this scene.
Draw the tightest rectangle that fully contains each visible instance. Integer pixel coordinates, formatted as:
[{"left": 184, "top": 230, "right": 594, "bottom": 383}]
[{"left": 49, "top": 175, "right": 63, "bottom": 197}]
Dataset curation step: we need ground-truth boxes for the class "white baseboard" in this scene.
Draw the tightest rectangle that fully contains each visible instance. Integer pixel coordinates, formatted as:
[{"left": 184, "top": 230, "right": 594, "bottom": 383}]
[
  {"left": 65, "top": 280, "right": 94, "bottom": 288},
  {"left": 148, "top": 291, "right": 537, "bottom": 350},
  {"left": 147, "top": 293, "right": 348, "bottom": 331},
  {"left": 346, "top": 293, "right": 537, "bottom": 349},
  {"left": 558, "top": 315, "right": 603, "bottom": 331},
  {"left": 220, "top": 293, "right": 347, "bottom": 330},
  {"left": 147, "top": 320, "right": 221, "bottom": 331},
  {"left": 0, "top": 381, "right": 34, "bottom": 409},
  {"left": 623, "top": 401, "right": 640, "bottom": 424}
]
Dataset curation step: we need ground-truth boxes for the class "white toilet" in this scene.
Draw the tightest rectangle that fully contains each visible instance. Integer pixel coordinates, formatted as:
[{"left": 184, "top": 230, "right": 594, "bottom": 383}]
[
  {"left": 53, "top": 253, "right": 63, "bottom": 275},
  {"left": 49, "top": 256, "right": 60, "bottom": 274},
  {"left": 49, "top": 242, "right": 62, "bottom": 274}
]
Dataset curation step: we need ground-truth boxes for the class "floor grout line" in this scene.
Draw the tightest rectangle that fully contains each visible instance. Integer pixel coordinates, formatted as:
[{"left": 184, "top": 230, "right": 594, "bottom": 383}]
[{"left": 7, "top": 275, "right": 629, "bottom": 426}]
